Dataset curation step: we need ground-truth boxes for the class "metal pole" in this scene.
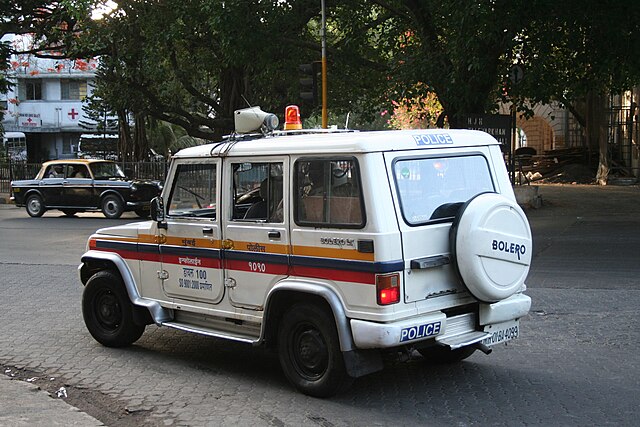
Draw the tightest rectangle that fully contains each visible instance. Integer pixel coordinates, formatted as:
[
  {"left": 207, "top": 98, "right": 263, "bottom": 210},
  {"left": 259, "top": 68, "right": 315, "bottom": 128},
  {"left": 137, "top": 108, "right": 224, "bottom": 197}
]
[
  {"left": 321, "top": 0, "right": 328, "bottom": 129},
  {"left": 511, "top": 105, "right": 516, "bottom": 184}
]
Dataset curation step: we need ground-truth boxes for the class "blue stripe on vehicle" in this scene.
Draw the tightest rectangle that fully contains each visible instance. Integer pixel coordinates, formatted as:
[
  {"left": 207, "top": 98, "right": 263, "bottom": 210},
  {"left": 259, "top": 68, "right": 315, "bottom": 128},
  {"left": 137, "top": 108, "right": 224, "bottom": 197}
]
[
  {"left": 290, "top": 255, "right": 404, "bottom": 273},
  {"left": 225, "top": 250, "right": 289, "bottom": 265}
]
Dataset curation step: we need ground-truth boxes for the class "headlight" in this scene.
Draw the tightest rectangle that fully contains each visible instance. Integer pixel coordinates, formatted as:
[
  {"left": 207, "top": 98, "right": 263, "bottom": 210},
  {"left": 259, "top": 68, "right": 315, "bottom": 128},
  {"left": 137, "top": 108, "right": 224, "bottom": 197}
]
[{"left": 130, "top": 184, "right": 138, "bottom": 192}]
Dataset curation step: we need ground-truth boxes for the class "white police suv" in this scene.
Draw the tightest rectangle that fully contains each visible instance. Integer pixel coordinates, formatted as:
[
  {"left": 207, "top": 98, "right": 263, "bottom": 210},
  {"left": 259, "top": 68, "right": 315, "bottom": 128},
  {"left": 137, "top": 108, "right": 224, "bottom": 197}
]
[{"left": 79, "top": 106, "right": 532, "bottom": 397}]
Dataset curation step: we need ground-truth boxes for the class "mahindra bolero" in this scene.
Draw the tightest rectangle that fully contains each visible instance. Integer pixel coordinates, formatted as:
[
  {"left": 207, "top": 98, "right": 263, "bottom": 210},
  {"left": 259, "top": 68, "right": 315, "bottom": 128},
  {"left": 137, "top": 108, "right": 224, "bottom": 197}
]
[{"left": 78, "top": 108, "right": 532, "bottom": 397}]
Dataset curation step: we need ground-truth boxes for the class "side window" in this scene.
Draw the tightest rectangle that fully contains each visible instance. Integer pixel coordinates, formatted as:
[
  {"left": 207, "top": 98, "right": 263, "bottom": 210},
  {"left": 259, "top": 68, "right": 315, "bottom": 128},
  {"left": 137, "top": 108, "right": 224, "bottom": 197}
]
[
  {"left": 167, "top": 163, "right": 217, "bottom": 218},
  {"left": 44, "top": 164, "right": 64, "bottom": 178},
  {"left": 295, "top": 158, "right": 364, "bottom": 228},
  {"left": 232, "top": 162, "right": 283, "bottom": 223},
  {"left": 67, "top": 164, "right": 89, "bottom": 178}
]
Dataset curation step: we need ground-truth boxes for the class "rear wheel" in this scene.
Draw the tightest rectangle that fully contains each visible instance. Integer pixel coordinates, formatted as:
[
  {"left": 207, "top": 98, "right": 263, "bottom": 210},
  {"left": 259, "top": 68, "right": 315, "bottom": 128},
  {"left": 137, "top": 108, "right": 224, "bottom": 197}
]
[
  {"left": 278, "top": 303, "right": 352, "bottom": 397},
  {"left": 25, "top": 194, "right": 45, "bottom": 217},
  {"left": 134, "top": 207, "right": 150, "bottom": 218},
  {"left": 82, "top": 270, "right": 145, "bottom": 347},
  {"left": 101, "top": 195, "right": 124, "bottom": 219},
  {"left": 417, "top": 345, "right": 476, "bottom": 364}
]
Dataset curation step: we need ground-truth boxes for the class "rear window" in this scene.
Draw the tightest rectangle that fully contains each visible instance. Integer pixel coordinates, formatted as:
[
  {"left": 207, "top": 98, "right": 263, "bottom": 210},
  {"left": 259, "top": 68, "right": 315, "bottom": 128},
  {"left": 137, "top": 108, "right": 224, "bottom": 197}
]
[
  {"left": 393, "top": 155, "right": 494, "bottom": 225},
  {"left": 295, "top": 158, "right": 364, "bottom": 228}
]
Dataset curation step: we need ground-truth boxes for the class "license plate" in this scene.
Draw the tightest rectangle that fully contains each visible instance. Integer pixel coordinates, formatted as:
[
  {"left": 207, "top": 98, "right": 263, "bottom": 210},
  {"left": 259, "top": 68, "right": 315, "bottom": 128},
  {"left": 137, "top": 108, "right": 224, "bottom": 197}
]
[{"left": 482, "top": 319, "right": 519, "bottom": 347}]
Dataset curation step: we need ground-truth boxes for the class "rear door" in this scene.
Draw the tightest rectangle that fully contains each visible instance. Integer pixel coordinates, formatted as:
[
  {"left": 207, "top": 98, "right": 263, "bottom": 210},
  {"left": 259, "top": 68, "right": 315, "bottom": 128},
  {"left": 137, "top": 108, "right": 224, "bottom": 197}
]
[
  {"left": 221, "top": 157, "right": 289, "bottom": 310},
  {"left": 385, "top": 148, "right": 496, "bottom": 308},
  {"left": 62, "top": 163, "right": 95, "bottom": 207}
]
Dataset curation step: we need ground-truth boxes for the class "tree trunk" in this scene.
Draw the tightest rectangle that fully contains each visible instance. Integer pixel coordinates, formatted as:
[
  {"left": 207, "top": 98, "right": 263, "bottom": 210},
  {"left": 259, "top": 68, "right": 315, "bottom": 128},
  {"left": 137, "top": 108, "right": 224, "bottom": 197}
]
[
  {"left": 117, "top": 109, "right": 132, "bottom": 162},
  {"left": 586, "top": 91, "right": 609, "bottom": 185},
  {"left": 134, "top": 113, "right": 149, "bottom": 161},
  {"left": 217, "top": 66, "right": 248, "bottom": 138}
]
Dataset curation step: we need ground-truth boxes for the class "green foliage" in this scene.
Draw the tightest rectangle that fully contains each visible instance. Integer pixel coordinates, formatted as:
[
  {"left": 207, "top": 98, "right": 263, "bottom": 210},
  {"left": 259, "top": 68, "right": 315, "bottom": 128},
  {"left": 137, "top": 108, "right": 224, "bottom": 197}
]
[
  {"left": 2, "top": 0, "right": 639, "bottom": 140},
  {"left": 79, "top": 94, "right": 118, "bottom": 133}
]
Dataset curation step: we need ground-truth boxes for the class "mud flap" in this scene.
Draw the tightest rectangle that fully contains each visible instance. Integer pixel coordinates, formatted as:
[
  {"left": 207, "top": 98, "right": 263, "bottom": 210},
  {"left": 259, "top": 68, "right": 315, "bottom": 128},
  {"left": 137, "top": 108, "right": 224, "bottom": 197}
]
[{"left": 342, "top": 349, "right": 383, "bottom": 378}]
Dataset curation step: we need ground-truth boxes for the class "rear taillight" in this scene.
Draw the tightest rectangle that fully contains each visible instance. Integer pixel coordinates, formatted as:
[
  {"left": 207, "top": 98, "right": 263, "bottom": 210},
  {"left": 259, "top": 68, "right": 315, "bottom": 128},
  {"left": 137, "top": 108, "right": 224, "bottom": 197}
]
[{"left": 376, "top": 273, "right": 400, "bottom": 305}]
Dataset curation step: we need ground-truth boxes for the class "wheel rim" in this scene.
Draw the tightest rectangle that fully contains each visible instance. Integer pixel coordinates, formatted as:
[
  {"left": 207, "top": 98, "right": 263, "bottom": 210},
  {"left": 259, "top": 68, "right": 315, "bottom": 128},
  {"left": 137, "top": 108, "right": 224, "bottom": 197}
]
[
  {"left": 103, "top": 198, "right": 119, "bottom": 216},
  {"left": 27, "top": 197, "right": 41, "bottom": 214},
  {"left": 290, "top": 323, "right": 329, "bottom": 380},
  {"left": 94, "top": 289, "right": 122, "bottom": 332}
]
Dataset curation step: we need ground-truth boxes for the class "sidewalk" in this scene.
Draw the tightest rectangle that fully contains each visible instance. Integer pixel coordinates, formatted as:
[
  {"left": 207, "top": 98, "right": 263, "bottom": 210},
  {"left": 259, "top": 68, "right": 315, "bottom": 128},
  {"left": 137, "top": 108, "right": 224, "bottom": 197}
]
[{"left": 0, "top": 373, "right": 102, "bottom": 426}]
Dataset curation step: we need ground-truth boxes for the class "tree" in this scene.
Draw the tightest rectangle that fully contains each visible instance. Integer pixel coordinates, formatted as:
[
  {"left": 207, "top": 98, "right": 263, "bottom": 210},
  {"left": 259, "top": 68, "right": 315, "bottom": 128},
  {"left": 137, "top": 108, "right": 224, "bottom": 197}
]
[
  {"left": 507, "top": 1, "right": 640, "bottom": 183},
  {"left": 52, "top": 0, "right": 323, "bottom": 139},
  {"left": 79, "top": 94, "right": 118, "bottom": 133}
]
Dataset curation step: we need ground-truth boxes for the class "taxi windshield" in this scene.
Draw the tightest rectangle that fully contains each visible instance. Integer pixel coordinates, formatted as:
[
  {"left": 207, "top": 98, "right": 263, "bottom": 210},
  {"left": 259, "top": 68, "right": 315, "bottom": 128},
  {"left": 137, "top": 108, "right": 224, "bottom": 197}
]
[
  {"left": 393, "top": 155, "right": 494, "bottom": 225},
  {"left": 91, "top": 162, "right": 126, "bottom": 179}
]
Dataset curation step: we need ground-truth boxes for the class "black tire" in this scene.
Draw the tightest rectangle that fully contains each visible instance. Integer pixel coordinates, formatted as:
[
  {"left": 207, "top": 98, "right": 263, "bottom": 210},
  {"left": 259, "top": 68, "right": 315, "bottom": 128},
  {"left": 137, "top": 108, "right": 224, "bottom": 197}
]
[
  {"left": 61, "top": 209, "right": 79, "bottom": 217},
  {"left": 82, "top": 270, "right": 145, "bottom": 347},
  {"left": 134, "top": 208, "right": 150, "bottom": 218},
  {"left": 417, "top": 345, "right": 476, "bottom": 364},
  {"left": 278, "top": 303, "right": 352, "bottom": 397},
  {"left": 25, "top": 194, "right": 45, "bottom": 217},
  {"left": 101, "top": 195, "right": 124, "bottom": 219}
]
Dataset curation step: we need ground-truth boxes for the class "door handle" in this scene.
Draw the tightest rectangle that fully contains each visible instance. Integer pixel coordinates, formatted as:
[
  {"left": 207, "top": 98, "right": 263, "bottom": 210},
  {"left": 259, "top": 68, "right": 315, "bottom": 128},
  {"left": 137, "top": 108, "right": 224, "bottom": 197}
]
[
  {"left": 202, "top": 227, "right": 213, "bottom": 235},
  {"left": 268, "top": 231, "right": 281, "bottom": 239}
]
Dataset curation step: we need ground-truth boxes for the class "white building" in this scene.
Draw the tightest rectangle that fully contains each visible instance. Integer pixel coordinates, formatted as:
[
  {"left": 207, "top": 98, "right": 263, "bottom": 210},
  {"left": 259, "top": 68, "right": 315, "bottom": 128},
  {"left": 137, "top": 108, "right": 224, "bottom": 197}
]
[{"left": 1, "top": 34, "right": 98, "bottom": 162}]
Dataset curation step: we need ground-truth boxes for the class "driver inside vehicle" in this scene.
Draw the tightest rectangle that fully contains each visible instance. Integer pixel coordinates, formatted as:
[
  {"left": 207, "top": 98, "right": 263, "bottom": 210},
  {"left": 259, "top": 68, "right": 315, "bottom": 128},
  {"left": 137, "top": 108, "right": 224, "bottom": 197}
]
[
  {"left": 71, "top": 165, "right": 87, "bottom": 178},
  {"left": 47, "top": 165, "right": 63, "bottom": 178}
]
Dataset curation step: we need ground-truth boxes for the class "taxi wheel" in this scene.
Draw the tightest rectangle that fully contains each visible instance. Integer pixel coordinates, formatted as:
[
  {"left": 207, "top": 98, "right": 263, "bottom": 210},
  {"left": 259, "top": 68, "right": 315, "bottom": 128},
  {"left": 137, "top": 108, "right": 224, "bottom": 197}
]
[
  {"left": 134, "top": 208, "right": 150, "bottom": 218},
  {"left": 82, "top": 271, "right": 145, "bottom": 347},
  {"left": 278, "top": 303, "right": 352, "bottom": 397},
  {"left": 26, "top": 194, "right": 45, "bottom": 217},
  {"left": 101, "top": 195, "right": 124, "bottom": 219},
  {"left": 417, "top": 345, "right": 476, "bottom": 364}
]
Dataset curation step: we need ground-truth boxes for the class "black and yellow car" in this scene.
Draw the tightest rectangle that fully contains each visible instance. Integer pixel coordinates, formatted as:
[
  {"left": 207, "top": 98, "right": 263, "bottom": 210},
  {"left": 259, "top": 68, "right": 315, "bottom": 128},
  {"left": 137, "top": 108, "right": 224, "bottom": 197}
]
[{"left": 11, "top": 159, "right": 162, "bottom": 219}]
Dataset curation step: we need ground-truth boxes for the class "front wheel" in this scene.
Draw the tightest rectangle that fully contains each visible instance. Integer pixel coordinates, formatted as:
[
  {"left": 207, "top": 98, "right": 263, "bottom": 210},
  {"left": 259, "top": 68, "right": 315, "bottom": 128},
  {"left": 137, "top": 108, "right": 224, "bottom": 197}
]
[
  {"left": 278, "top": 303, "right": 352, "bottom": 397},
  {"left": 101, "top": 195, "right": 124, "bottom": 219},
  {"left": 82, "top": 270, "right": 145, "bottom": 347},
  {"left": 26, "top": 194, "right": 45, "bottom": 217}
]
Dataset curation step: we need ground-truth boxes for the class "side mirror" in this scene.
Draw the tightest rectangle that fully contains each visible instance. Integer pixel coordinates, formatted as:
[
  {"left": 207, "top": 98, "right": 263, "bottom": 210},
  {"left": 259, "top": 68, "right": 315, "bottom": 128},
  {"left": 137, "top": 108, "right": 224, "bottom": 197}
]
[{"left": 150, "top": 196, "right": 167, "bottom": 228}]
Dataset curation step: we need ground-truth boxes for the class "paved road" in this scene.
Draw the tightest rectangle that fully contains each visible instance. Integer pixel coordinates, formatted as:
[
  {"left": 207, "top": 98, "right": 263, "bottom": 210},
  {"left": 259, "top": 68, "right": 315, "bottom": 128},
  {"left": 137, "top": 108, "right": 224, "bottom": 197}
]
[{"left": 1, "top": 185, "right": 639, "bottom": 426}]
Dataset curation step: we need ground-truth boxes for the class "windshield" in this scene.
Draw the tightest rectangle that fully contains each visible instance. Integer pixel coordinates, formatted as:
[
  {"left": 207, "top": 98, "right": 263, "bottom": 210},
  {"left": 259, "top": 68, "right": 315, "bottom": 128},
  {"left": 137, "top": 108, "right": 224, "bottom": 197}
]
[
  {"left": 394, "top": 155, "right": 494, "bottom": 225},
  {"left": 91, "top": 162, "right": 126, "bottom": 179}
]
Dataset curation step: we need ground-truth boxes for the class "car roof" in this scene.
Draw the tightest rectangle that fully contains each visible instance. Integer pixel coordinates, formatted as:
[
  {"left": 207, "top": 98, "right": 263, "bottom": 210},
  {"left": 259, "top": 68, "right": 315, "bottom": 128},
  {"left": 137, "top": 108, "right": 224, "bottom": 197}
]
[
  {"left": 173, "top": 129, "right": 499, "bottom": 159},
  {"left": 42, "top": 159, "right": 114, "bottom": 166}
]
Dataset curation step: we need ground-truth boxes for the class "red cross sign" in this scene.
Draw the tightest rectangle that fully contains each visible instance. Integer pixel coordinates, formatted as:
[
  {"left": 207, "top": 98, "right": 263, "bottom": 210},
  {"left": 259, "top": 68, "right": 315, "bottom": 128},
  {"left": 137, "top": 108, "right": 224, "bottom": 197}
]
[{"left": 68, "top": 108, "right": 79, "bottom": 120}]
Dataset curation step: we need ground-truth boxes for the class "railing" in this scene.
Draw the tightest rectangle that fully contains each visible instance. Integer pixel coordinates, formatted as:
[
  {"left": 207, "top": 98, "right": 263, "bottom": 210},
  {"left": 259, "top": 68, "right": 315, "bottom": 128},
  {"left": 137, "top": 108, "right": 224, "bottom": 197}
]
[{"left": 0, "top": 161, "right": 169, "bottom": 194}]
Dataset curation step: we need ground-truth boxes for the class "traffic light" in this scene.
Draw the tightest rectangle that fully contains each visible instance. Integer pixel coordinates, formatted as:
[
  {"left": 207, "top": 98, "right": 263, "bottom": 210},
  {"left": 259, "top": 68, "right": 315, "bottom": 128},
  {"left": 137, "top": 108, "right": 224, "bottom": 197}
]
[{"left": 299, "top": 63, "right": 319, "bottom": 106}]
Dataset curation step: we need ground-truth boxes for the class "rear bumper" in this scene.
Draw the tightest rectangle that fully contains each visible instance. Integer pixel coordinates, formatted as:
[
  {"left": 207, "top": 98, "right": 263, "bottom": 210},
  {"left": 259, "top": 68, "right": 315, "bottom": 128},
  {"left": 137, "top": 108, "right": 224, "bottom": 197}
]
[
  {"left": 350, "top": 293, "right": 531, "bottom": 350},
  {"left": 126, "top": 201, "right": 150, "bottom": 209},
  {"left": 479, "top": 293, "right": 531, "bottom": 325}
]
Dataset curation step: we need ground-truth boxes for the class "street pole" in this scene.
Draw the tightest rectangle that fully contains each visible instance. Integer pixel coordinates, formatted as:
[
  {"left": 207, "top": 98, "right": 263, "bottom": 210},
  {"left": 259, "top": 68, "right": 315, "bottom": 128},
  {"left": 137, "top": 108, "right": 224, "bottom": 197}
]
[
  {"left": 321, "top": 0, "right": 327, "bottom": 129},
  {"left": 511, "top": 105, "right": 516, "bottom": 184}
]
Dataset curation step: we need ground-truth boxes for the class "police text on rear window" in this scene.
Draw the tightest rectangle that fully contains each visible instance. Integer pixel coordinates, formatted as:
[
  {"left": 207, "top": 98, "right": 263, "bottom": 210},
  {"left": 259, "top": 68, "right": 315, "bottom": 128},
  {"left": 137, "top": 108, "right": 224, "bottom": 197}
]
[{"left": 394, "top": 155, "right": 494, "bottom": 225}]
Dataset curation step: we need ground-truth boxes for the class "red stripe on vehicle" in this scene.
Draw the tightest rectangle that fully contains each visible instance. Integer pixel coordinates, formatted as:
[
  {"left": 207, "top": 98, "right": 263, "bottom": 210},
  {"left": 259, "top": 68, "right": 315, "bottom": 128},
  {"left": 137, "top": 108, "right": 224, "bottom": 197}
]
[
  {"left": 291, "top": 265, "right": 375, "bottom": 285},
  {"left": 225, "top": 259, "right": 289, "bottom": 275}
]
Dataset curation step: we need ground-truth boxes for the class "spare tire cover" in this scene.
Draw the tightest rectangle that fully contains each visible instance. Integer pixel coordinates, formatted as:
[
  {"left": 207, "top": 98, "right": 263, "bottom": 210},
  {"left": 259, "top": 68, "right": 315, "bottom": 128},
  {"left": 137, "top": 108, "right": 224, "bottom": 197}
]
[{"left": 451, "top": 192, "right": 532, "bottom": 302}]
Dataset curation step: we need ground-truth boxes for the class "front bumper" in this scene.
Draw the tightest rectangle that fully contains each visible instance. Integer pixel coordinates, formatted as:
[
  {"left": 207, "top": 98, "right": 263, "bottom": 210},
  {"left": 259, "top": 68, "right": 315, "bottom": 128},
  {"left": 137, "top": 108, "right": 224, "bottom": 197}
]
[{"left": 350, "top": 293, "right": 531, "bottom": 350}]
